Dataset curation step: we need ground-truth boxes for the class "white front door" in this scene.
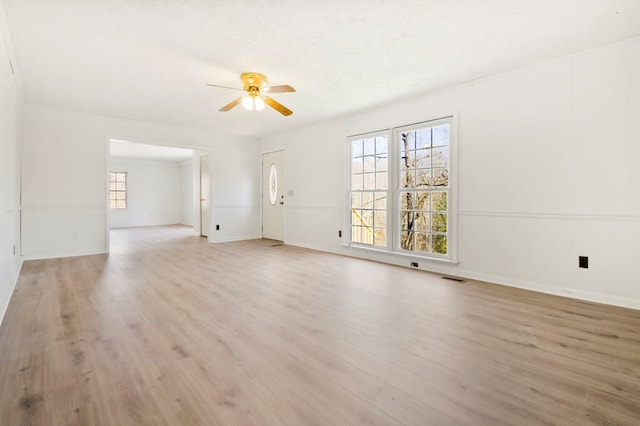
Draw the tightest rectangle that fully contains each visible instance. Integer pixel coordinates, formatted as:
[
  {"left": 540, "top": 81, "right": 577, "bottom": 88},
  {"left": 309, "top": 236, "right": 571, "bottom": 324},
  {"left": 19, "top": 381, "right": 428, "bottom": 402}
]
[
  {"left": 262, "top": 150, "right": 284, "bottom": 241},
  {"left": 200, "top": 153, "right": 210, "bottom": 237}
]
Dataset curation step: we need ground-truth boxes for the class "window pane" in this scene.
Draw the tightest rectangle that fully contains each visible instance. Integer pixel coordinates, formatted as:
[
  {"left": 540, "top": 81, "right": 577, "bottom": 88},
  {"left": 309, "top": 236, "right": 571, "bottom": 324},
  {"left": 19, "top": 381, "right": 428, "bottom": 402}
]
[
  {"left": 432, "top": 168, "right": 449, "bottom": 187},
  {"left": 415, "top": 192, "right": 429, "bottom": 210},
  {"left": 400, "top": 131, "right": 416, "bottom": 151},
  {"left": 110, "top": 200, "right": 117, "bottom": 209},
  {"left": 109, "top": 191, "right": 116, "bottom": 200},
  {"left": 352, "top": 174, "right": 363, "bottom": 190},
  {"left": 361, "top": 210, "right": 373, "bottom": 226},
  {"left": 116, "top": 173, "right": 126, "bottom": 182},
  {"left": 373, "top": 210, "right": 386, "bottom": 227},
  {"left": 400, "top": 169, "right": 413, "bottom": 188},
  {"left": 116, "top": 192, "right": 126, "bottom": 200},
  {"left": 362, "top": 192, "right": 374, "bottom": 209},
  {"left": 400, "top": 231, "right": 414, "bottom": 250},
  {"left": 363, "top": 156, "right": 376, "bottom": 173},
  {"left": 352, "top": 157, "right": 363, "bottom": 174},
  {"left": 364, "top": 138, "right": 375, "bottom": 155},
  {"left": 415, "top": 169, "right": 432, "bottom": 188},
  {"left": 352, "top": 139, "right": 363, "bottom": 157},
  {"left": 116, "top": 182, "right": 126, "bottom": 191},
  {"left": 416, "top": 128, "right": 432, "bottom": 149},
  {"left": 432, "top": 234, "right": 447, "bottom": 254},
  {"left": 400, "top": 151, "right": 415, "bottom": 170},
  {"left": 415, "top": 149, "right": 431, "bottom": 169},
  {"left": 432, "top": 147, "right": 449, "bottom": 168},
  {"left": 400, "top": 192, "right": 415, "bottom": 210},
  {"left": 351, "top": 193, "right": 362, "bottom": 209},
  {"left": 352, "top": 209, "right": 362, "bottom": 225},
  {"left": 432, "top": 213, "right": 447, "bottom": 232},
  {"left": 375, "top": 137, "right": 388, "bottom": 154},
  {"left": 415, "top": 233, "right": 430, "bottom": 252},
  {"left": 374, "top": 194, "right": 386, "bottom": 210},
  {"left": 373, "top": 229, "right": 386, "bottom": 247},
  {"left": 110, "top": 172, "right": 116, "bottom": 180},
  {"left": 432, "top": 124, "right": 449, "bottom": 147},
  {"left": 375, "top": 172, "right": 388, "bottom": 190},
  {"left": 363, "top": 173, "right": 376, "bottom": 190},
  {"left": 414, "top": 212, "right": 429, "bottom": 232},
  {"left": 352, "top": 226, "right": 362, "bottom": 242},
  {"left": 400, "top": 210, "right": 414, "bottom": 231},
  {"left": 376, "top": 155, "right": 388, "bottom": 172},
  {"left": 109, "top": 182, "right": 116, "bottom": 190},
  {"left": 431, "top": 192, "right": 447, "bottom": 212}
]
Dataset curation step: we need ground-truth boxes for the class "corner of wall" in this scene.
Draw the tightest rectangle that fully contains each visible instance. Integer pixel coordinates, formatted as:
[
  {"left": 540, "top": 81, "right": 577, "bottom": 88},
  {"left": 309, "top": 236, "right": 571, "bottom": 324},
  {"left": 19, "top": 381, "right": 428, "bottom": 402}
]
[{"left": 0, "top": 257, "right": 22, "bottom": 328}]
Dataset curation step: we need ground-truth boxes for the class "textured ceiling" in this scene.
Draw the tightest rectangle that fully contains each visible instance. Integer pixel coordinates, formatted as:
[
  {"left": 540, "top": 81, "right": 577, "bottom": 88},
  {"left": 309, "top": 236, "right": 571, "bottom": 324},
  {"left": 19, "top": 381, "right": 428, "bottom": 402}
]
[{"left": 3, "top": 0, "right": 640, "bottom": 138}]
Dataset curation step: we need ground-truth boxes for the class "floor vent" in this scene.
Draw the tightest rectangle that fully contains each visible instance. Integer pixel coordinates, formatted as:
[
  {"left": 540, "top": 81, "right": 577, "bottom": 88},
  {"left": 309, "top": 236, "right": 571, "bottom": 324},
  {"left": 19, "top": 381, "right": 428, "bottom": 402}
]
[{"left": 441, "top": 276, "right": 466, "bottom": 283}]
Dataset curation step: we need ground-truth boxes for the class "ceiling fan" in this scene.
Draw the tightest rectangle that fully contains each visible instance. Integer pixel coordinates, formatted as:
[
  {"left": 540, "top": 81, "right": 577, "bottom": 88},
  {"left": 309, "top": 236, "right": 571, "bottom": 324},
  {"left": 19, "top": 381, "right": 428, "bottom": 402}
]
[{"left": 207, "top": 72, "right": 295, "bottom": 116}]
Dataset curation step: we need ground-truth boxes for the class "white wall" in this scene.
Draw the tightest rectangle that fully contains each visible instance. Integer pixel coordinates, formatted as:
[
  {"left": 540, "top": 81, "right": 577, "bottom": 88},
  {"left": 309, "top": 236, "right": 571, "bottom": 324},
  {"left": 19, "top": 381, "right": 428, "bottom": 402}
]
[
  {"left": 21, "top": 105, "right": 260, "bottom": 259},
  {"left": 0, "top": 7, "right": 22, "bottom": 324},
  {"left": 261, "top": 36, "right": 640, "bottom": 309},
  {"left": 180, "top": 160, "right": 194, "bottom": 226},
  {"left": 109, "top": 158, "right": 182, "bottom": 228}
]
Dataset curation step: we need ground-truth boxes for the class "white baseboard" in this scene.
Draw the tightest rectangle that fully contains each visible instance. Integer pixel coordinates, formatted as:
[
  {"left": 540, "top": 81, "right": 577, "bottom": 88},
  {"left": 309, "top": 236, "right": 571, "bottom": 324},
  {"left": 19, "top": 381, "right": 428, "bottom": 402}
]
[
  {"left": 454, "top": 270, "right": 640, "bottom": 311},
  {"left": 22, "top": 249, "right": 107, "bottom": 261},
  {"left": 0, "top": 258, "right": 23, "bottom": 328},
  {"left": 284, "top": 241, "right": 640, "bottom": 311},
  {"left": 211, "top": 234, "right": 262, "bottom": 243}
]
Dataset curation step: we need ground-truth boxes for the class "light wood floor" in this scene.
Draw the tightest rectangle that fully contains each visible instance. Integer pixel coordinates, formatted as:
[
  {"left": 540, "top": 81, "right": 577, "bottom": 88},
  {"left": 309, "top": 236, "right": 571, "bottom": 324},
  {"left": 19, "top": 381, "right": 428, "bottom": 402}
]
[{"left": 1, "top": 226, "right": 639, "bottom": 425}]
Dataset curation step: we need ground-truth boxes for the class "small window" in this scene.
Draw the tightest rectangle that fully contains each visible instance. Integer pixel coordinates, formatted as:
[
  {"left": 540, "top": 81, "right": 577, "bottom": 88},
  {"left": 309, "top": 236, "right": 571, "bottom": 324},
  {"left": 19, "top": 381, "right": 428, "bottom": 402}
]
[{"left": 109, "top": 172, "right": 127, "bottom": 209}]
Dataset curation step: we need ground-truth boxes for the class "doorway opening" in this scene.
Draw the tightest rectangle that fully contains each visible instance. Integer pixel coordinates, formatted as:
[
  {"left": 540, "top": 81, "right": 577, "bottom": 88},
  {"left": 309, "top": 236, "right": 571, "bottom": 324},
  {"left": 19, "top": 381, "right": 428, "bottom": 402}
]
[{"left": 107, "top": 139, "right": 211, "bottom": 251}]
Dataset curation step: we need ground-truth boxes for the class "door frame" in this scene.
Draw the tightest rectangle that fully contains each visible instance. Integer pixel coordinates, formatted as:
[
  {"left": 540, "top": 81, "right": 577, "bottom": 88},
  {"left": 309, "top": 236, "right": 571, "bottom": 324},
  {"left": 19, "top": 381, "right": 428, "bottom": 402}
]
[{"left": 199, "top": 152, "right": 210, "bottom": 238}]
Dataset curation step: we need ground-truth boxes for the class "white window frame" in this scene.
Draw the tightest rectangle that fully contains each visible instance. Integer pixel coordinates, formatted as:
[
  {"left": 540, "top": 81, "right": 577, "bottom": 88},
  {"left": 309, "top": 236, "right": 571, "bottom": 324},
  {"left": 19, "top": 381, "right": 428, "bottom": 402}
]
[
  {"left": 346, "top": 130, "right": 391, "bottom": 249},
  {"left": 346, "top": 115, "right": 457, "bottom": 263}
]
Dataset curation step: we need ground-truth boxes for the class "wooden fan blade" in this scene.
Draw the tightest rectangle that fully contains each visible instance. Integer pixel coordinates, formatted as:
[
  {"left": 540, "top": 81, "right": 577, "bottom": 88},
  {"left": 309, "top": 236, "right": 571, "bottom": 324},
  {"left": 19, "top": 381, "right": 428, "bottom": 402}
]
[
  {"left": 206, "top": 83, "right": 243, "bottom": 91},
  {"left": 219, "top": 97, "right": 243, "bottom": 112},
  {"left": 265, "top": 85, "right": 295, "bottom": 93},
  {"left": 264, "top": 96, "right": 293, "bottom": 116}
]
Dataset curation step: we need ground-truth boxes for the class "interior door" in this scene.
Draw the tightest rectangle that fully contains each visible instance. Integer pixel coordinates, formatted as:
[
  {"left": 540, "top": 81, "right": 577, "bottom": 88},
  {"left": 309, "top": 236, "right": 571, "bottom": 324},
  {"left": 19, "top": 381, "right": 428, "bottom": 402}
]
[
  {"left": 200, "top": 153, "right": 210, "bottom": 237},
  {"left": 262, "top": 150, "right": 284, "bottom": 241}
]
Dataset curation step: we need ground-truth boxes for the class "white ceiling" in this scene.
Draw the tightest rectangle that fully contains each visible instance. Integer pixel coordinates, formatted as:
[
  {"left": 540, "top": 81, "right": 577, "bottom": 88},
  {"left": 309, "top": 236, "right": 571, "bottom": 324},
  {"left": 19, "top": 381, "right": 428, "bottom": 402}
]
[
  {"left": 110, "top": 139, "right": 193, "bottom": 162},
  {"left": 3, "top": 1, "right": 640, "bottom": 138}
]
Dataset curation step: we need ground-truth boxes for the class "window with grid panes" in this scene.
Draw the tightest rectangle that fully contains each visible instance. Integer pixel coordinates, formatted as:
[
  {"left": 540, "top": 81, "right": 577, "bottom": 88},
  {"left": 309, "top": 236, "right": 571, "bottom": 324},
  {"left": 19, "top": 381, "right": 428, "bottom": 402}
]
[
  {"left": 397, "top": 120, "right": 450, "bottom": 255},
  {"left": 347, "top": 117, "right": 454, "bottom": 259},
  {"left": 349, "top": 133, "right": 389, "bottom": 247},
  {"left": 109, "top": 172, "right": 127, "bottom": 209}
]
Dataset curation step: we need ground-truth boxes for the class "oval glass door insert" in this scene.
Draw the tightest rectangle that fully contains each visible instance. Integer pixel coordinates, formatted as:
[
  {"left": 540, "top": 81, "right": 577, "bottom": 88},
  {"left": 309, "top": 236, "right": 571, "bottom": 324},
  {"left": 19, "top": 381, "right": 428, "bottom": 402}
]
[{"left": 268, "top": 163, "right": 278, "bottom": 205}]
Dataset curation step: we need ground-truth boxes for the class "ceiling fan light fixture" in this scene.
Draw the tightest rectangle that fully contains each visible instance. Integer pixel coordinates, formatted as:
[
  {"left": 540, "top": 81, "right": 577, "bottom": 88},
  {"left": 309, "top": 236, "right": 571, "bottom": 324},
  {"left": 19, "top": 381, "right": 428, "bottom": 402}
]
[
  {"left": 210, "top": 72, "right": 295, "bottom": 116},
  {"left": 241, "top": 95, "right": 254, "bottom": 110}
]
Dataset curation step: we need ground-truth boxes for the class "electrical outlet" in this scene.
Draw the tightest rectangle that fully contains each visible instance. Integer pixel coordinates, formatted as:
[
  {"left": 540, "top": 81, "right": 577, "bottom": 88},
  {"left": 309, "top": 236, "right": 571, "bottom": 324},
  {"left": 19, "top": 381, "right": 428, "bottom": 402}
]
[
  {"left": 216, "top": 225, "right": 220, "bottom": 231},
  {"left": 579, "top": 256, "right": 588, "bottom": 269},
  {"left": 411, "top": 262, "right": 419, "bottom": 268}
]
